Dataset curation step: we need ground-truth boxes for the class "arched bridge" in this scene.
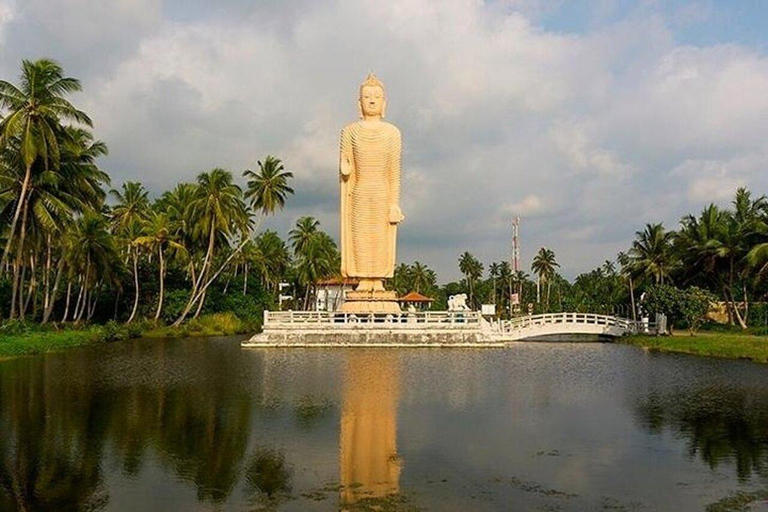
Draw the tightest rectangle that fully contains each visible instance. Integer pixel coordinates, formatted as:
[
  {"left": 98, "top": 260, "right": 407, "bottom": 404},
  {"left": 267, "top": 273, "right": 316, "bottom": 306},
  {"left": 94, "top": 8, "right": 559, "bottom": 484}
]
[{"left": 491, "top": 313, "right": 648, "bottom": 341}]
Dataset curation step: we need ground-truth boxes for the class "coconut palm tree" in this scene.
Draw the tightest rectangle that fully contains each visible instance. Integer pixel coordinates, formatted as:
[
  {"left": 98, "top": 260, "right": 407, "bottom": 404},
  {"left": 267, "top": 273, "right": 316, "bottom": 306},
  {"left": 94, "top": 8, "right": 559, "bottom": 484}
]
[
  {"left": 135, "top": 211, "right": 186, "bottom": 320},
  {"left": 488, "top": 262, "right": 501, "bottom": 304},
  {"left": 288, "top": 216, "right": 320, "bottom": 257},
  {"left": 255, "top": 230, "right": 291, "bottom": 295},
  {"left": 65, "top": 212, "right": 119, "bottom": 322},
  {"left": 617, "top": 251, "right": 637, "bottom": 321},
  {"left": 0, "top": 59, "right": 92, "bottom": 272},
  {"left": 294, "top": 230, "right": 339, "bottom": 310},
  {"left": 174, "top": 169, "right": 248, "bottom": 324},
  {"left": 410, "top": 261, "right": 434, "bottom": 294},
  {"left": 458, "top": 252, "right": 483, "bottom": 308},
  {"left": 243, "top": 155, "right": 294, "bottom": 233},
  {"left": 629, "top": 223, "right": 676, "bottom": 286},
  {"left": 531, "top": 247, "right": 559, "bottom": 309},
  {"left": 110, "top": 182, "right": 150, "bottom": 322}
]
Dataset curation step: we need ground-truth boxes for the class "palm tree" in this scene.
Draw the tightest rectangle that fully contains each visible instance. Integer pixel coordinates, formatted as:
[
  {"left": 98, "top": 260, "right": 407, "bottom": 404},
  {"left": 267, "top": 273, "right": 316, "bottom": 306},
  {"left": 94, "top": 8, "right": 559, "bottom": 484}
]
[
  {"left": 65, "top": 212, "right": 118, "bottom": 322},
  {"left": 513, "top": 270, "right": 529, "bottom": 307},
  {"left": 294, "top": 230, "right": 339, "bottom": 310},
  {"left": 410, "top": 261, "right": 433, "bottom": 294},
  {"left": 458, "top": 252, "right": 483, "bottom": 308},
  {"left": 488, "top": 262, "right": 501, "bottom": 305},
  {"left": 629, "top": 223, "right": 676, "bottom": 285},
  {"left": 617, "top": 251, "right": 637, "bottom": 321},
  {"left": 0, "top": 59, "right": 92, "bottom": 272},
  {"left": 255, "top": 230, "right": 291, "bottom": 295},
  {"left": 174, "top": 169, "right": 248, "bottom": 324},
  {"left": 243, "top": 156, "right": 294, "bottom": 232},
  {"left": 531, "top": 247, "right": 559, "bottom": 309},
  {"left": 135, "top": 211, "right": 186, "bottom": 321},
  {"left": 110, "top": 182, "right": 149, "bottom": 322},
  {"left": 289, "top": 216, "right": 320, "bottom": 257}
]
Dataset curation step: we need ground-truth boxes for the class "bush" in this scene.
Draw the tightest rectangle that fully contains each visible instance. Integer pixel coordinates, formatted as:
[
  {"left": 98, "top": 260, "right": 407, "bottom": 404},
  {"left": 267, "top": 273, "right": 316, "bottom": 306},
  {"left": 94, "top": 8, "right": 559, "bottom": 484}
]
[
  {"left": 101, "top": 320, "right": 129, "bottom": 342},
  {"left": 678, "top": 287, "right": 717, "bottom": 334}
]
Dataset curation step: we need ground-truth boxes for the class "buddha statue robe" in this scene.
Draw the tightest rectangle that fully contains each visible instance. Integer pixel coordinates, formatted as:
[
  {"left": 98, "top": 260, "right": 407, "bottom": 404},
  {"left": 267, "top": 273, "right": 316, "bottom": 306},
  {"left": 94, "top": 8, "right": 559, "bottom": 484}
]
[{"left": 339, "top": 121, "right": 402, "bottom": 279}]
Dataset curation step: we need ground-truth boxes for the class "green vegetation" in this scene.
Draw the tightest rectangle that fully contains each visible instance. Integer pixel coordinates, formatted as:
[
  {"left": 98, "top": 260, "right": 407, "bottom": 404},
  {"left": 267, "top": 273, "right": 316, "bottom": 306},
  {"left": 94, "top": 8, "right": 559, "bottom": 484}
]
[
  {"left": 622, "top": 332, "right": 768, "bottom": 364},
  {"left": 0, "top": 59, "right": 340, "bottom": 347},
  {"left": 0, "top": 313, "right": 254, "bottom": 358}
]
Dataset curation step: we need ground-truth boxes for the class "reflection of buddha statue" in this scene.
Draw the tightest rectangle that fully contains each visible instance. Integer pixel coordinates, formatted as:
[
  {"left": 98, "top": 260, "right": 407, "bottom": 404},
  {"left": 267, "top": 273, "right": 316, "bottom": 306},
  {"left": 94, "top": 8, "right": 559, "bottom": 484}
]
[
  {"left": 339, "top": 74, "right": 403, "bottom": 313},
  {"left": 340, "top": 353, "right": 401, "bottom": 506}
]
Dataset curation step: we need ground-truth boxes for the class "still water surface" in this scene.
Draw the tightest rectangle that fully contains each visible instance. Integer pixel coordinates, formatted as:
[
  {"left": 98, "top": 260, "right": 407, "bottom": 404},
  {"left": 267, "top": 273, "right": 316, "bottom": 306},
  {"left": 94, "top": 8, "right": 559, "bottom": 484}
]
[{"left": 1, "top": 337, "right": 768, "bottom": 511}]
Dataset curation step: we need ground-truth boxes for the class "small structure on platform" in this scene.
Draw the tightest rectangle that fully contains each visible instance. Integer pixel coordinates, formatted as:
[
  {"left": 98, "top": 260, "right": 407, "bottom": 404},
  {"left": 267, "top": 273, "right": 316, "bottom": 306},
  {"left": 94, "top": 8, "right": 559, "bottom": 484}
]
[
  {"left": 315, "top": 277, "right": 359, "bottom": 311},
  {"left": 398, "top": 291, "right": 434, "bottom": 311}
]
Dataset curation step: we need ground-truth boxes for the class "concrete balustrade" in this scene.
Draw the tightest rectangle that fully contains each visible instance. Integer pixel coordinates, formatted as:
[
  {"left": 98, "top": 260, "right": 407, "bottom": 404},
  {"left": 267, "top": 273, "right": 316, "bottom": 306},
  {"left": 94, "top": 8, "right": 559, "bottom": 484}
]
[{"left": 243, "top": 310, "right": 654, "bottom": 347}]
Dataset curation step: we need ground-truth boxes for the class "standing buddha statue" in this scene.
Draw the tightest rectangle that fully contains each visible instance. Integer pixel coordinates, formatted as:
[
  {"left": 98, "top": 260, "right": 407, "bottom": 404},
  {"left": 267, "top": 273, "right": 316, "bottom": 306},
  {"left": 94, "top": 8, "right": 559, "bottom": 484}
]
[{"left": 339, "top": 74, "right": 404, "bottom": 313}]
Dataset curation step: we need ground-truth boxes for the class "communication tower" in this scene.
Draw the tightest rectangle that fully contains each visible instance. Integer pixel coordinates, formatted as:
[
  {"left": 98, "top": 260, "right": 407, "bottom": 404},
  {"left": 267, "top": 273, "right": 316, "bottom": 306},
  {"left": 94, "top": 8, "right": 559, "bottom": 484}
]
[{"left": 511, "top": 215, "right": 521, "bottom": 272}]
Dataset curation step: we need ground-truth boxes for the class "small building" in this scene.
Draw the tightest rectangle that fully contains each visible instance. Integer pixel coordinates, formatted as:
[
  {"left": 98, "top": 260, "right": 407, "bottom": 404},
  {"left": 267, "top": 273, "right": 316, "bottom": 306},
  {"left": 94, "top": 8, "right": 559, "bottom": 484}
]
[
  {"left": 315, "top": 277, "right": 360, "bottom": 311},
  {"left": 398, "top": 291, "right": 435, "bottom": 311}
]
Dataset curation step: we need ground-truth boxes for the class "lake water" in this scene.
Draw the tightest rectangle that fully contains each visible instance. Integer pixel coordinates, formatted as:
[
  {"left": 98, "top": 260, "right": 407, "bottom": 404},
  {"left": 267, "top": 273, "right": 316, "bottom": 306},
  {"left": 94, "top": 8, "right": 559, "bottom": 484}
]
[{"left": 1, "top": 337, "right": 767, "bottom": 511}]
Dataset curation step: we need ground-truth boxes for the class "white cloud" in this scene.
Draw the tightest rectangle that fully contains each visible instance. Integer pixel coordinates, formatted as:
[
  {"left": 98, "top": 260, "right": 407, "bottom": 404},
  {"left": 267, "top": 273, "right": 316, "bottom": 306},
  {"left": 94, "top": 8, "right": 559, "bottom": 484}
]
[
  {"left": 4, "top": 0, "right": 768, "bottom": 280},
  {"left": 0, "top": 0, "right": 14, "bottom": 38},
  {"left": 505, "top": 195, "right": 545, "bottom": 216}
]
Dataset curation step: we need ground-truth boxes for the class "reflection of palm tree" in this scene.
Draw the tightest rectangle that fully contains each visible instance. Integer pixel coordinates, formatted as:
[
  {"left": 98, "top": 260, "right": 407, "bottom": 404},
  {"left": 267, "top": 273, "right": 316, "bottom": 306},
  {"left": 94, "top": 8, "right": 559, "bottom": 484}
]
[
  {"left": 633, "top": 387, "right": 768, "bottom": 481},
  {"left": 244, "top": 446, "right": 293, "bottom": 505}
]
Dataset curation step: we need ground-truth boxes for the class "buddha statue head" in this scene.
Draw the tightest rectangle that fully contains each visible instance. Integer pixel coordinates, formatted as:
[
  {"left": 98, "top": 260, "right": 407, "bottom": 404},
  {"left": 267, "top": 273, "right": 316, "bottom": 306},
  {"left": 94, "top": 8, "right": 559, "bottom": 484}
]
[{"left": 358, "top": 73, "right": 386, "bottom": 119}]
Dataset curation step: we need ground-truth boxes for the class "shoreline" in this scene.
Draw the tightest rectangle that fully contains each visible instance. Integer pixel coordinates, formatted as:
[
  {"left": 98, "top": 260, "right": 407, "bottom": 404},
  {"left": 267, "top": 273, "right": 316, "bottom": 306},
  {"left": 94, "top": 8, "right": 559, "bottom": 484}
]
[
  {"left": 0, "top": 313, "right": 256, "bottom": 360},
  {"left": 619, "top": 332, "right": 768, "bottom": 364}
]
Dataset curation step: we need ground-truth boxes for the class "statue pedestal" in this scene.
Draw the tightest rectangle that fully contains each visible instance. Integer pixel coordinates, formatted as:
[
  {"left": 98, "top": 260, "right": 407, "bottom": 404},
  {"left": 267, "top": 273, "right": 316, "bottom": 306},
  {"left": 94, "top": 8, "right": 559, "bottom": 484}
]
[{"left": 340, "top": 290, "right": 401, "bottom": 314}]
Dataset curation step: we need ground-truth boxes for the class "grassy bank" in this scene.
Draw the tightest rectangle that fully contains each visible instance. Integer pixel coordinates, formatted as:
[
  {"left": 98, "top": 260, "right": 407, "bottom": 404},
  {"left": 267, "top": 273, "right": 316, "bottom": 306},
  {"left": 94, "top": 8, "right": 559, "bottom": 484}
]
[
  {"left": 621, "top": 332, "right": 768, "bottom": 363},
  {"left": 0, "top": 313, "right": 256, "bottom": 359}
]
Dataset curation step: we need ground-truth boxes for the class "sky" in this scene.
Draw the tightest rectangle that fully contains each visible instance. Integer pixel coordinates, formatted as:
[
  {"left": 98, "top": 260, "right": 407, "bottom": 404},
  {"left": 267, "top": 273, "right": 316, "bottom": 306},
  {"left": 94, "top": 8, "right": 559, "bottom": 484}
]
[{"left": 1, "top": 0, "right": 767, "bottom": 282}]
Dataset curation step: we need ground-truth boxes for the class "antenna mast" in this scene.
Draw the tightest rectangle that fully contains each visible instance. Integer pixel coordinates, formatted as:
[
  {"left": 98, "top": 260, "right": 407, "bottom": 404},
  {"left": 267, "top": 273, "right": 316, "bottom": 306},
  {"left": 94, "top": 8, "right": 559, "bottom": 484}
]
[{"left": 511, "top": 215, "right": 521, "bottom": 273}]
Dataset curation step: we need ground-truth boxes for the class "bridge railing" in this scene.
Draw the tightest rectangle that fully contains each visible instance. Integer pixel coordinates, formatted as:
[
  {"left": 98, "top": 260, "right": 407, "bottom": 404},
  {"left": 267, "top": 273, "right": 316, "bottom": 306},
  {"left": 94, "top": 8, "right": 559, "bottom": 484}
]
[
  {"left": 264, "top": 310, "right": 482, "bottom": 329},
  {"left": 499, "top": 313, "right": 644, "bottom": 334}
]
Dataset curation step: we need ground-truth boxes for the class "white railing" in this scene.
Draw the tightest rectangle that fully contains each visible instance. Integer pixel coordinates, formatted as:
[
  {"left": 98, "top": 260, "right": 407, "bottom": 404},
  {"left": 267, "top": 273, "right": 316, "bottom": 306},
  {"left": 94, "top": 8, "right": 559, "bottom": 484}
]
[
  {"left": 264, "top": 310, "right": 482, "bottom": 328},
  {"left": 500, "top": 313, "right": 644, "bottom": 334}
]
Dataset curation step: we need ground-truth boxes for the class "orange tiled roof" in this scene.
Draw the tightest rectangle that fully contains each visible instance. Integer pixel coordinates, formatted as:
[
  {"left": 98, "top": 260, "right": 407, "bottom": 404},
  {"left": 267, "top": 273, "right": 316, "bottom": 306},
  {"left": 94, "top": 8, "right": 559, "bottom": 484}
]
[{"left": 399, "top": 291, "right": 434, "bottom": 302}]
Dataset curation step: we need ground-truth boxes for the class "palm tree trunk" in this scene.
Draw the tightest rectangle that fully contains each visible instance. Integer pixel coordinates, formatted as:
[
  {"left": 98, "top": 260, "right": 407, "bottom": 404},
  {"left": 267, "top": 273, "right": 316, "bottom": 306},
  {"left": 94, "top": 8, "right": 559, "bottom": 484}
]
[
  {"left": 154, "top": 247, "right": 165, "bottom": 321},
  {"left": 22, "top": 254, "right": 37, "bottom": 317},
  {"left": 43, "top": 260, "right": 64, "bottom": 324},
  {"left": 193, "top": 289, "right": 206, "bottom": 318},
  {"left": 73, "top": 280, "right": 84, "bottom": 322},
  {"left": 742, "top": 283, "right": 749, "bottom": 325},
  {"left": 243, "top": 262, "right": 248, "bottom": 296},
  {"left": 0, "top": 163, "right": 32, "bottom": 273},
  {"left": 536, "top": 275, "right": 541, "bottom": 304},
  {"left": 173, "top": 237, "right": 249, "bottom": 326},
  {"left": 87, "top": 287, "right": 98, "bottom": 320},
  {"left": 546, "top": 279, "right": 551, "bottom": 311},
  {"left": 180, "top": 222, "right": 216, "bottom": 321},
  {"left": 629, "top": 277, "right": 636, "bottom": 322},
  {"left": 10, "top": 261, "right": 19, "bottom": 319},
  {"left": 42, "top": 236, "right": 52, "bottom": 316},
  {"left": 128, "top": 248, "right": 140, "bottom": 323},
  {"left": 62, "top": 279, "right": 73, "bottom": 322}
]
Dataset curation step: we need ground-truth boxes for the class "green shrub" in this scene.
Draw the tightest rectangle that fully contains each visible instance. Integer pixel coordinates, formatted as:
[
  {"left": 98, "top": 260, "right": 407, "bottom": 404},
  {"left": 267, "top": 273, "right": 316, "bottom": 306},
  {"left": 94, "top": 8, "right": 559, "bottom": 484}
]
[{"left": 101, "top": 320, "right": 129, "bottom": 342}]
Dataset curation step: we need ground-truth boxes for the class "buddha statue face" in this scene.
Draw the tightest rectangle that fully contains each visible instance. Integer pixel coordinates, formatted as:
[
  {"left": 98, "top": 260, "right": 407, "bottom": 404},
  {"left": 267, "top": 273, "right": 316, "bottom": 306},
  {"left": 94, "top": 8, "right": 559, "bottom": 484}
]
[{"left": 359, "top": 84, "right": 386, "bottom": 119}]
